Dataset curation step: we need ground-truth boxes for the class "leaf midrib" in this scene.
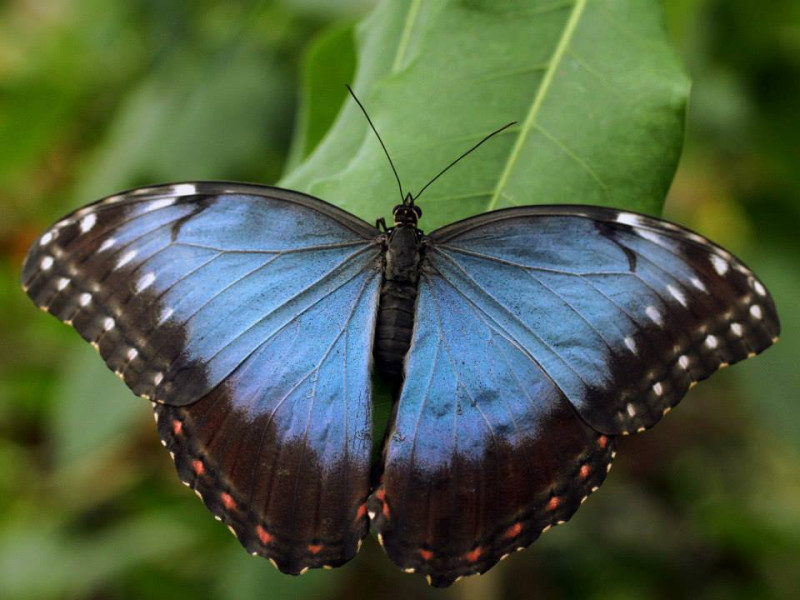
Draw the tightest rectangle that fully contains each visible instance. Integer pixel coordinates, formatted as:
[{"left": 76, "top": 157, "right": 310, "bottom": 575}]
[
  {"left": 487, "top": 0, "right": 588, "bottom": 210},
  {"left": 392, "top": 0, "right": 423, "bottom": 72}
]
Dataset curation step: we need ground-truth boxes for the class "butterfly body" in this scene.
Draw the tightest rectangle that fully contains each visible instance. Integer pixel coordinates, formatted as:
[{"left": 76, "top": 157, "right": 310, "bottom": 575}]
[
  {"left": 22, "top": 181, "right": 779, "bottom": 587},
  {"left": 375, "top": 196, "right": 424, "bottom": 380}
]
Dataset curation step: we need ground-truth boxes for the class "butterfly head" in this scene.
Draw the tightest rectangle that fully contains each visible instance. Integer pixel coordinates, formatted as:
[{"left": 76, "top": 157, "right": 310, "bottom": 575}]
[{"left": 392, "top": 193, "right": 422, "bottom": 226}]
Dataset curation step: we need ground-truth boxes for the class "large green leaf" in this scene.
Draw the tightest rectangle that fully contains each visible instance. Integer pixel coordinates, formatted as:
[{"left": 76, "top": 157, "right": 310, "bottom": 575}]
[
  {"left": 284, "top": 21, "right": 357, "bottom": 172},
  {"left": 281, "top": 0, "right": 689, "bottom": 230}
]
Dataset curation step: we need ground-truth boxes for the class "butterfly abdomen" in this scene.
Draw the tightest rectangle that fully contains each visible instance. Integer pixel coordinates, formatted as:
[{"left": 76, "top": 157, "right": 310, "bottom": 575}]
[
  {"left": 375, "top": 279, "right": 417, "bottom": 379},
  {"left": 374, "top": 225, "right": 423, "bottom": 380}
]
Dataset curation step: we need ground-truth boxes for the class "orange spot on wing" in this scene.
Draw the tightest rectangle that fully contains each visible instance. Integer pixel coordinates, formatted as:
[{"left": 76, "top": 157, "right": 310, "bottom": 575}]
[
  {"left": 546, "top": 496, "right": 560, "bottom": 511},
  {"left": 597, "top": 435, "right": 608, "bottom": 448},
  {"left": 308, "top": 544, "right": 323, "bottom": 555},
  {"left": 504, "top": 522, "right": 523, "bottom": 538},
  {"left": 579, "top": 464, "right": 591, "bottom": 479},
  {"left": 356, "top": 503, "right": 367, "bottom": 521},
  {"left": 172, "top": 420, "right": 183, "bottom": 435},
  {"left": 192, "top": 460, "right": 205, "bottom": 476},
  {"left": 418, "top": 548, "right": 433, "bottom": 561},
  {"left": 374, "top": 488, "right": 390, "bottom": 518},
  {"left": 464, "top": 547, "right": 482, "bottom": 562},
  {"left": 256, "top": 525, "right": 272, "bottom": 545},
  {"left": 220, "top": 492, "right": 236, "bottom": 510}
]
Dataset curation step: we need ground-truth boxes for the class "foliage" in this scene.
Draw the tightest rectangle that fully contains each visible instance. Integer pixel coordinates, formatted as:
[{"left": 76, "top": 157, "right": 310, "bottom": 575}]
[{"left": 283, "top": 0, "right": 688, "bottom": 229}]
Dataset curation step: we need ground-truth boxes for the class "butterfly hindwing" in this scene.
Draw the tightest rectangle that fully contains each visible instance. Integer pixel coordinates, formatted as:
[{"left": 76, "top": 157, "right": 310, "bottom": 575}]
[
  {"left": 152, "top": 252, "right": 380, "bottom": 571},
  {"left": 22, "top": 182, "right": 384, "bottom": 572},
  {"left": 372, "top": 271, "right": 616, "bottom": 586}
]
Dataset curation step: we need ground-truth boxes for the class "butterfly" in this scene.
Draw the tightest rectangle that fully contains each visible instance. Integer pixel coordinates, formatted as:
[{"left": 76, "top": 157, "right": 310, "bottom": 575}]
[{"left": 20, "top": 92, "right": 779, "bottom": 587}]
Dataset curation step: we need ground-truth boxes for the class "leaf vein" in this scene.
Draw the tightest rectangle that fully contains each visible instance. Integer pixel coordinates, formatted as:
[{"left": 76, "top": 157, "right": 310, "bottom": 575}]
[{"left": 488, "top": 0, "right": 588, "bottom": 210}]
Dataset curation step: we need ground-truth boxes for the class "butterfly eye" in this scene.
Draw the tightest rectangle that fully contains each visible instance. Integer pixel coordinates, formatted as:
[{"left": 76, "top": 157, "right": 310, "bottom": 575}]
[{"left": 413, "top": 205, "right": 422, "bottom": 219}]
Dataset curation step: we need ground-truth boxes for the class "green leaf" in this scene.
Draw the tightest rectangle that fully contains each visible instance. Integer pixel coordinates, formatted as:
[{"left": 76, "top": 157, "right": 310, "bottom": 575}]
[
  {"left": 281, "top": 0, "right": 689, "bottom": 230},
  {"left": 213, "top": 547, "right": 345, "bottom": 600},
  {"left": 735, "top": 248, "right": 800, "bottom": 448},
  {"left": 0, "top": 510, "right": 200, "bottom": 599},
  {"left": 284, "top": 21, "right": 357, "bottom": 172},
  {"left": 73, "top": 46, "right": 292, "bottom": 202},
  {"left": 51, "top": 342, "right": 142, "bottom": 471}
]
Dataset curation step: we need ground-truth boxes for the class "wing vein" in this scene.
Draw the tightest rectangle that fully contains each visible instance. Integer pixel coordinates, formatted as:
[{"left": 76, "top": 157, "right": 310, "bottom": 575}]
[{"left": 430, "top": 249, "right": 592, "bottom": 390}]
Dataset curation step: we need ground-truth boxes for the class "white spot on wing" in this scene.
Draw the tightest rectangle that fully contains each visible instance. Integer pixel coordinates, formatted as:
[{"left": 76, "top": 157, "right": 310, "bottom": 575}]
[
  {"left": 636, "top": 229, "right": 663, "bottom": 244},
  {"left": 667, "top": 284, "right": 688, "bottom": 307},
  {"left": 686, "top": 232, "right": 707, "bottom": 244},
  {"left": 731, "top": 322, "right": 743, "bottom": 336},
  {"left": 117, "top": 249, "right": 137, "bottom": 269},
  {"left": 79, "top": 213, "right": 97, "bottom": 233},
  {"left": 626, "top": 403, "right": 637, "bottom": 417},
  {"left": 710, "top": 254, "right": 729, "bottom": 275},
  {"left": 171, "top": 183, "right": 197, "bottom": 196},
  {"left": 98, "top": 238, "right": 116, "bottom": 252},
  {"left": 148, "top": 198, "right": 177, "bottom": 211},
  {"left": 40, "top": 256, "right": 54, "bottom": 270},
  {"left": 126, "top": 348, "right": 138, "bottom": 361},
  {"left": 750, "top": 305, "right": 763, "bottom": 319},
  {"left": 56, "top": 277, "right": 70, "bottom": 291},
  {"left": 679, "top": 355, "right": 690, "bottom": 369},
  {"left": 79, "top": 293, "right": 92, "bottom": 307},
  {"left": 159, "top": 306, "right": 174, "bottom": 323},
  {"left": 40, "top": 232, "right": 53, "bottom": 246},
  {"left": 136, "top": 272, "right": 156, "bottom": 292},
  {"left": 646, "top": 305, "right": 663, "bottom": 326},
  {"left": 103, "top": 317, "right": 115, "bottom": 331},
  {"left": 705, "top": 335, "right": 718, "bottom": 349},
  {"left": 615, "top": 213, "right": 642, "bottom": 227},
  {"left": 753, "top": 280, "right": 766, "bottom": 296},
  {"left": 690, "top": 277, "right": 707, "bottom": 293},
  {"left": 624, "top": 336, "right": 637, "bottom": 354},
  {"left": 154, "top": 372, "right": 164, "bottom": 386},
  {"left": 653, "top": 382, "right": 663, "bottom": 396}
]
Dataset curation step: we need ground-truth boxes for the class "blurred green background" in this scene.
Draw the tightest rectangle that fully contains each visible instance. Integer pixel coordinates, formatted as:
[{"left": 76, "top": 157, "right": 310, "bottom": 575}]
[{"left": 1, "top": 1, "right": 799, "bottom": 599}]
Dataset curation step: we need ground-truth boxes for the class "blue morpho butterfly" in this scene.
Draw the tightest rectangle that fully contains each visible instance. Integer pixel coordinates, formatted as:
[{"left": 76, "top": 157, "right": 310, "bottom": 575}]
[{"left": 21, "top": 87, "right": 780, "bottom": 587}]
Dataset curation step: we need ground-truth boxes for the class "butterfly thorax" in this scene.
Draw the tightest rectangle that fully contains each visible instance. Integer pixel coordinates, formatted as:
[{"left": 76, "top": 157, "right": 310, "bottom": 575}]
[{"left": 374, "top": 223, "right": 423, "bottom": 381}]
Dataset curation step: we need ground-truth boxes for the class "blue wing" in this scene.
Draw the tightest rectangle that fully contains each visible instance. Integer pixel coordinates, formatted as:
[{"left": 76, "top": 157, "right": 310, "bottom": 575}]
[
  {"left": 373, "top": 205, "right": 778, "bottom": 585},
  {"left": 22, "top": 182, "right": 383, "bottom": 572},
  {"left": 425, "top": 205, "right": 779, "bottom": 434}
]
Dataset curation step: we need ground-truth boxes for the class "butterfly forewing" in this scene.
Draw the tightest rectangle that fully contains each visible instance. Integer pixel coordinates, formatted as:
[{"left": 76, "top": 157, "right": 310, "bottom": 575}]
[
  {"left": 22, "top": 182, "right": 384, "bottom": 572},
  {"left": 426, "top": 206, "right": 779, "bottom": 434}
]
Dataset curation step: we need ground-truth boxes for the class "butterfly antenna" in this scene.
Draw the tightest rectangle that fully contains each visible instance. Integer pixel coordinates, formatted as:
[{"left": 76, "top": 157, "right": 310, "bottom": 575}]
[
  {"left": 414, "top": 121, "right": 517, "bottom": 201},
  {"left": 346, "top": 85, "right": 405, "bottom": 204}
]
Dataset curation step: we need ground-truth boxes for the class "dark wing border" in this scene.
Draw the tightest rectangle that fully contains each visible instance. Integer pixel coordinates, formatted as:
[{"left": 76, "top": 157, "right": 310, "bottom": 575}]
[
  {"left": 66, "top": 180, "right": 380, "bottom": 239},
  {"left": 430, "top": 204, "right": 739, "bottom": 262}
]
